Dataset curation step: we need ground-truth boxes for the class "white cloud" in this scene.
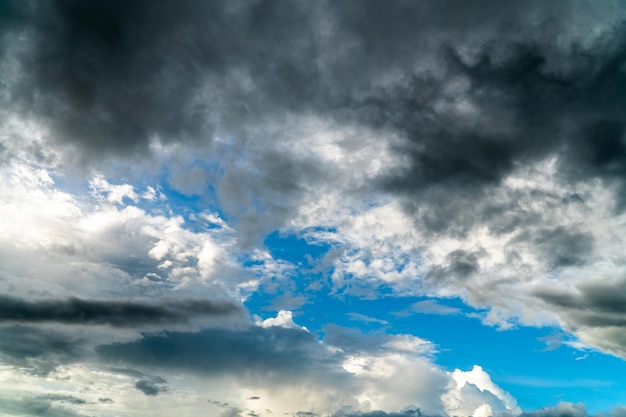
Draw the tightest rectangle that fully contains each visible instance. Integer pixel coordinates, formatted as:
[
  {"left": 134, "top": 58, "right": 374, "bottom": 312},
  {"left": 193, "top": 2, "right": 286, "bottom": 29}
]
[
  {"left": 255, "top": 310, "right": 308, "bottom": 332},
  {"left": 90, "top": 174, "right": 139, "bottom": 204},
  {"left": 0, "top": 142, "right": 252, "bottom": 304},
  {"left": 443, "top": 365, "right": 520, "bottom": 417}
]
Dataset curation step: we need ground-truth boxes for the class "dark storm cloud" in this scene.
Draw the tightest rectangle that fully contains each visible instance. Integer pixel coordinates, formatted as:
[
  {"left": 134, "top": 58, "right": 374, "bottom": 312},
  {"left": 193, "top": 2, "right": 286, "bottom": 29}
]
[
  {"left": 3, "top": 0, "right": 623, "bottom": 244},
  {"left": 3, "top": 0, "right": 330, "bottom": 157},
  {"left": 0, "top": 325, "right": 83, "bottom": 375},
  {"left": 373, "top": 30, "right": 626, "bottom": 235},
  {"left": 2, "top": 0, "right": 619, "bottom": 163},
  {"left": 0, "top": 294, "right": 241, "bottom": 327},
  {"left": 97, "top": 325, "right": 345, "bottom": 382}
]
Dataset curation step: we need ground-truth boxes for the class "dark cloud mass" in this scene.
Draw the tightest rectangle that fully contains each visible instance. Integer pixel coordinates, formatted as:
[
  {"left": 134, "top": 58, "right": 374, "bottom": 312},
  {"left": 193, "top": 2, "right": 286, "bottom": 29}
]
[
  {"left": 4, "top": 0, "right": 623, "bottom": 246},
  {"left": 3, "top": 0, "right": 625, "bottom": 242},
  {"left": 534, "top": 278, "right": 626, "bottom": 355},
  {"left": 0, "top": 294, "right": 241, "bottom": 327},
  {"left": 5, "top": 0, "right": 330, "bottom": 156},
  {"left": 0, "top": 325, "right": 83, "bottom": 375},
  {"left": 97, "top": 325, "right": 345, "bottom": 383},
  {"left": 3, "top": 0, "right": 623, "bottom": 170}
]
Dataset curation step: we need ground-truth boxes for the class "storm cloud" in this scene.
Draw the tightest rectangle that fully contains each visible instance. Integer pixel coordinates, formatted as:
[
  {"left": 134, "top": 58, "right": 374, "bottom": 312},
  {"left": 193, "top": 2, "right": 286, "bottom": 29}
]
[
  {"left": 0, "top": 325, "right": 84, "bottom": 375},
  {"left": 97, "top": 324, "right": 345, "bottom": 383},
  {"left": 0, "top": 295, "right": 242, "bottom": 327},
  {"left": 1, "top": 0, "right": 622, "bottom": 168}
]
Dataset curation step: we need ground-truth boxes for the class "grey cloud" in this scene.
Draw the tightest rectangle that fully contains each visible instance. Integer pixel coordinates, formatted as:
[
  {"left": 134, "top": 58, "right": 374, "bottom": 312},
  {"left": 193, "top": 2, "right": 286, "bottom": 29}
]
[
  {"left": 2, "top": 0, "right": 619, "bottom": 166},
  {"left": 347, "top": 312, "right": 389, "bottom": 326},
  {"left": 322, "top": 325, "right": 388, "bottom": 355},
  {"left": 607, "top": 408, "right": 626, "bottom": 417},
  {"left": 97, "top": 325, "right": 347, "bottom": 384},
  {"left": 5, "top": 0, "right": 624, "bottom": 240},
  {"left": 535, "top": 279, "right": 626, "bottom": 325},
  {"left": 333, "top": 404, "right": 626, "bottom": 417},
  {"left": 0, "top": 294, "right": 241, "bottom": 327},
  {"left": 321, "top": 325, "right": 432, "bottom": 357},
  {"left": 517, "top": 227, "right": 594, "bottom": 269},
  {"left": 332, "top": 410, "right": 425, "bottom": 417},
  {"left": 377, "top": 30, "right": 626, "bottom": 231},
  {"left": 521, "top": 402, "right": 589, "bottom": 417},
  {"left": 425, "top": 249, "right": 483, "bottom": 286},
  {"left": 36, "top": 394, "right": 87, "bottom": 405},
  {"left": 0, "top": 396, "right": 87, "bottom": 417},
  {"left": 135, "top": 378, "right": 167, "bottom": 396},
  {"left": 534, "top": 278, "right": 626, "bottom": 351},
  {"left": 2, "top": 0, "right": 329, "bottom": 158},
  {"left": 0, "top": 325, "right": 83, "bottom": 375},
  {"left": 409, "top": 300, "right": 461, "bottom": 316}
]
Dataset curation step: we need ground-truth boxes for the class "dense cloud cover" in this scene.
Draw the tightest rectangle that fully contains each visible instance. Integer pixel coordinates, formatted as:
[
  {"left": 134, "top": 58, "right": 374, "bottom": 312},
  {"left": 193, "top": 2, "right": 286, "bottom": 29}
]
[{"left": 1, "top": 0, "right": 626, "bottom": 416}]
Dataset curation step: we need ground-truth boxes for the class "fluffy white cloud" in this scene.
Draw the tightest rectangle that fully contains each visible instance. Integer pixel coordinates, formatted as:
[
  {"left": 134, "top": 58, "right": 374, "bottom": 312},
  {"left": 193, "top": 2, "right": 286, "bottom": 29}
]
[
  {"left": 255, "top": 310, "right": 309, "bottom": 331},
  {"left": 443, "top": 365, "right": 520, "bottom": 417}
]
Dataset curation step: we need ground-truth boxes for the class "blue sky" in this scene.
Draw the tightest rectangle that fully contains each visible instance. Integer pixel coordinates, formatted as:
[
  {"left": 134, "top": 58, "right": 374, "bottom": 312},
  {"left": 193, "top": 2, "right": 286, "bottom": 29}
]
[{"left": 1, "top": 1, "right": 626, "bottom": 417}]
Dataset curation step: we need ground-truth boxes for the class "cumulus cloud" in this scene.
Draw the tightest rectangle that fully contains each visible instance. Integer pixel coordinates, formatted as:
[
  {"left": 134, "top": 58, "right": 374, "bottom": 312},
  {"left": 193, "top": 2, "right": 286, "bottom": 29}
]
[
  {"left": 443, "top": 365, "right": 520, "bottom": 417},
  {"left": 255, "top": 310, "right": 309, "bottom": 331}
]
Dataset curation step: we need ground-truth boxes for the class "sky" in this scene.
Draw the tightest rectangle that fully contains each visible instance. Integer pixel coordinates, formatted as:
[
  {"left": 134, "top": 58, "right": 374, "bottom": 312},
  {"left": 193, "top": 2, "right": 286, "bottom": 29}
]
[{"left": 1, "top": 0, "right": 626, "bottom": 416}]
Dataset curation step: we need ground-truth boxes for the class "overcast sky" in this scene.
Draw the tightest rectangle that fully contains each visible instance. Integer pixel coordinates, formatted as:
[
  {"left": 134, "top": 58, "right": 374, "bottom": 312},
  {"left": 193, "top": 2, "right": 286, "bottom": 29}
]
[{"left": 1, "top": 1, "right": 626, "bottom": 416}]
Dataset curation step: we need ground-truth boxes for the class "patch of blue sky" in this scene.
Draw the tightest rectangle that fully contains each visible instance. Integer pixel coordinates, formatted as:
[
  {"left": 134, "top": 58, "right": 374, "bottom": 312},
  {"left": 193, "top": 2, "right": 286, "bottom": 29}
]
[
  {"left": 246, "top": 227, "right": 626, "bottom": 414},
  {"left": 387, "top": 303, "right": 626, "bottom": 412},
  {"left": 264, "top": 229, "right": 334, "bottom": 265}
]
